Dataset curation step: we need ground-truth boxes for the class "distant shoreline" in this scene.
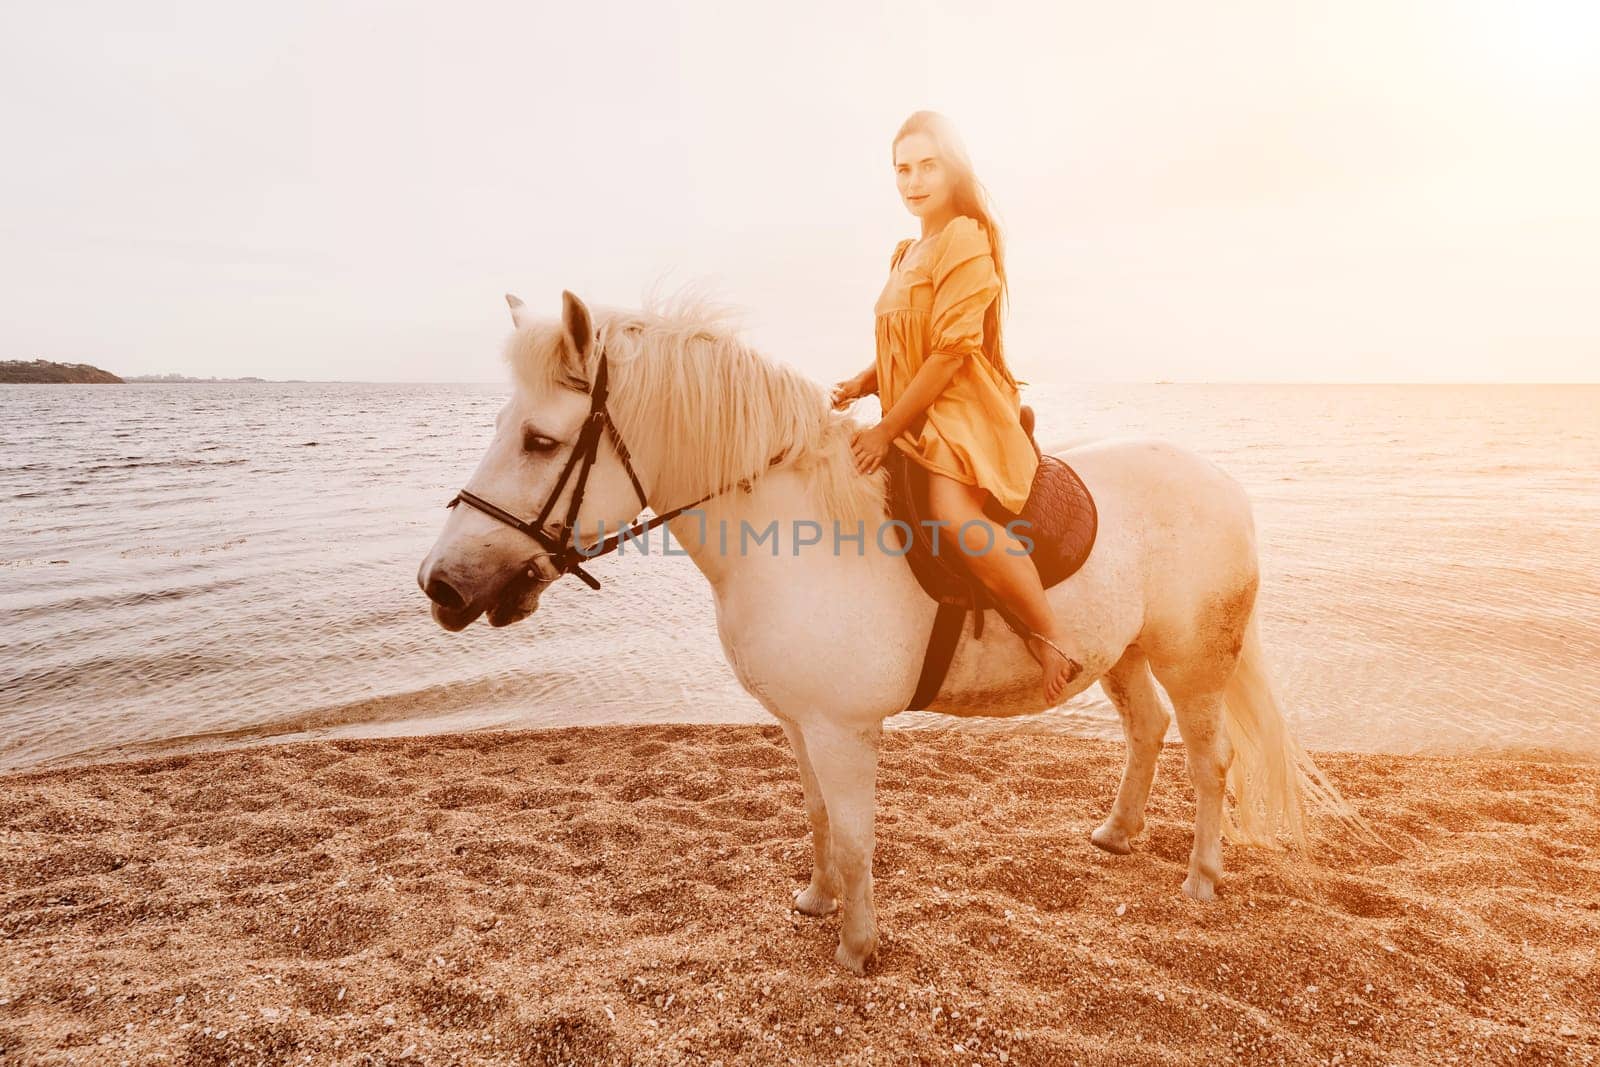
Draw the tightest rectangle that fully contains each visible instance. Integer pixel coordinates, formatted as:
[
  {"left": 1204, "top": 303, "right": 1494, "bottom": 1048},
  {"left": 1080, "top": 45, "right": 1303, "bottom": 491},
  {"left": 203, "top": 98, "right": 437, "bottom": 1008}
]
[
  {"left": 125, "top": 375, "right": 298, "bottom": 383},
  {"left": 0, "top": 359, "right": 122, "bottom": 384},
  {"left": 4, "top": 360, "right": 1595, "bottom": 388}
]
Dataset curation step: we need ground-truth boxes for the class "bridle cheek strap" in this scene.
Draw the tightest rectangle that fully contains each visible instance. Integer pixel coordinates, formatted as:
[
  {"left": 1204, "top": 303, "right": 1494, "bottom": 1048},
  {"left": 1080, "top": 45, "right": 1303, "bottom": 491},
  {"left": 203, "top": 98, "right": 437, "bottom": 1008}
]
[{"left": 446, "top": 340, "right": 645, "bottom": 591}]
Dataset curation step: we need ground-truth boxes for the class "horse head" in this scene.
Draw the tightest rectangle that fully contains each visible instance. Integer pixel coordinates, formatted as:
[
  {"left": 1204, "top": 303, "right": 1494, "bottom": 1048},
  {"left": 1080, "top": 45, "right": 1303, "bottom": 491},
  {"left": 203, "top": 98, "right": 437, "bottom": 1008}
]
[{"left": 416, "top": 290, "right": 655, "bottom": 631}]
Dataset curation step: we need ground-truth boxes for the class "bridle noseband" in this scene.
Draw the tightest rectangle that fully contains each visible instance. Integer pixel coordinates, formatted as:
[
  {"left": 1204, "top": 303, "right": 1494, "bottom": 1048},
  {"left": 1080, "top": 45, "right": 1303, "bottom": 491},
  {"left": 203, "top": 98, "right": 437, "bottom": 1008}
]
[{"left": 445, "top": 332, "right": 784, "bottom": 590}]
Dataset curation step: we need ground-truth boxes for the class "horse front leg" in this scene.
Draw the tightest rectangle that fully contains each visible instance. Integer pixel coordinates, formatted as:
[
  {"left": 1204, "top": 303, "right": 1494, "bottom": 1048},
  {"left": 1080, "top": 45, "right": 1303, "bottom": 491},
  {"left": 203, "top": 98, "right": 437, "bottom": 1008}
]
[
  {"left": 778, "top": 718, "right": 837, "bottom": 916},
  {"left": 799, "top": 718, "right": 883, "bottom": 975}
]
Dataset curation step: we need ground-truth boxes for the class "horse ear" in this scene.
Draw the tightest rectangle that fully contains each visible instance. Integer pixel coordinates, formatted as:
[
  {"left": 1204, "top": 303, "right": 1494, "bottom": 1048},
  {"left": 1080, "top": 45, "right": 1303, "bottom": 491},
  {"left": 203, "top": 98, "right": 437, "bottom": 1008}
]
[
  {"left": 559, "top": 290, "right": 594, "bottom": 381},
  {"left": 505, "top": 293, "right": 530, "bottom": 329}
]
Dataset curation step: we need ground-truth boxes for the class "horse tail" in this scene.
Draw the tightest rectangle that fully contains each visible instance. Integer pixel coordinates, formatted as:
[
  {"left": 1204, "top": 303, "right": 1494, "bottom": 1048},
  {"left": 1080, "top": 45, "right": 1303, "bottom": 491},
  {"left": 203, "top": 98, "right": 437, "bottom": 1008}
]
[{"left": 1220, "top": 605, "right": 1382, "bottom": 850}]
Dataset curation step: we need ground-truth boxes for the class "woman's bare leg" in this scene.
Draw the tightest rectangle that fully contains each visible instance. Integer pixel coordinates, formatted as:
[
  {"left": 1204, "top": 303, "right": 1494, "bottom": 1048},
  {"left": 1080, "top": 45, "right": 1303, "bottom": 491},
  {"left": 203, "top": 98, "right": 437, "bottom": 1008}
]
[{"left": 924, "top": 471, "right": 1078, "bottom": 703}]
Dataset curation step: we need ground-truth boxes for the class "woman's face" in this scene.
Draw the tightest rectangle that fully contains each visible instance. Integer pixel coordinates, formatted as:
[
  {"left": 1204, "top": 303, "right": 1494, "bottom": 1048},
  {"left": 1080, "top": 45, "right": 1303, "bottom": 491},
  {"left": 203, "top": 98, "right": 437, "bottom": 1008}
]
[{"left": 894, "top": 132, "right": 953, "bottom": 220}]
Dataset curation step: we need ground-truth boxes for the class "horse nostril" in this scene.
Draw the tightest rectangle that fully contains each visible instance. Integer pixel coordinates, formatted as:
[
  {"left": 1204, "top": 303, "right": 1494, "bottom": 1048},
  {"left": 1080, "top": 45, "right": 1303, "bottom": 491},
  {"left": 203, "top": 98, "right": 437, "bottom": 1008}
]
[{"left": 424, "top": 575, "right": 467, "bottom": 612}]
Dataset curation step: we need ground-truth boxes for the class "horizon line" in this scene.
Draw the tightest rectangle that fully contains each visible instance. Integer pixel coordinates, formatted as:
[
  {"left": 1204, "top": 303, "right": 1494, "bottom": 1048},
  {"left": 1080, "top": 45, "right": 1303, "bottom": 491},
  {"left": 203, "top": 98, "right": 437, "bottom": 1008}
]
[{"left": 103, "top": 378, "right": 1600, "bottom": 387}]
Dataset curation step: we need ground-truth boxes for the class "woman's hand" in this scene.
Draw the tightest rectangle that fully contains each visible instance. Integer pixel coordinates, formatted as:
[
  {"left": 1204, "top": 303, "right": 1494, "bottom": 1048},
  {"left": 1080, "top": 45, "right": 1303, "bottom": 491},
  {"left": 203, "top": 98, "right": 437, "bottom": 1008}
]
[
  {"left": 850, "top": 422, "right": 894, "bottom": 475},
  {"left": 830, "top": 375, "right": 863, "bottom": 411}
]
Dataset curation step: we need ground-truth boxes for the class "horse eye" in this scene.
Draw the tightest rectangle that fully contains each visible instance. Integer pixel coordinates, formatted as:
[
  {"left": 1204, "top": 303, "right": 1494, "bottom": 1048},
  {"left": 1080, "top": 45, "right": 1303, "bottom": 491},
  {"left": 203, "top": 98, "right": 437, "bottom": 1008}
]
[{"left": 522, "top": 431, "right": 559, "bottom": 453}]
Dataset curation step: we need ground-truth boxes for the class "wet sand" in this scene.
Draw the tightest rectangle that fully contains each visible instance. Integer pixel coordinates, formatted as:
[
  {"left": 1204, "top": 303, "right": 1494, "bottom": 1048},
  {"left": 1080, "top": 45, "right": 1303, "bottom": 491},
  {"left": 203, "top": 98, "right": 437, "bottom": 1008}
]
[{"left": 2, "top": 725, "right": 1596, "bottom": 1065}]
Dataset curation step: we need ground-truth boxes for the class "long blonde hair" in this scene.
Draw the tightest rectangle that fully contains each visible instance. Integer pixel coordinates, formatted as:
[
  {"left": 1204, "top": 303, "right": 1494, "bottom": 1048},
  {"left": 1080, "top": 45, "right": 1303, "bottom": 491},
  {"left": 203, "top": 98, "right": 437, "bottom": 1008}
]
[{"left": 892, "top": 110, "right": 1026, "bottom": 390}]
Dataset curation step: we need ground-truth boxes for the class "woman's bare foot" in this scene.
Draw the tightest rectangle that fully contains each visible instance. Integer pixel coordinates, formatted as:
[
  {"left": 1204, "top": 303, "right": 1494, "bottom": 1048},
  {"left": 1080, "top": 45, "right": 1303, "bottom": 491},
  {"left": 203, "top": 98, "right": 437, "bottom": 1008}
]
[{"left": 1024, "top": 632, "right": 1079, "bottom": 704}]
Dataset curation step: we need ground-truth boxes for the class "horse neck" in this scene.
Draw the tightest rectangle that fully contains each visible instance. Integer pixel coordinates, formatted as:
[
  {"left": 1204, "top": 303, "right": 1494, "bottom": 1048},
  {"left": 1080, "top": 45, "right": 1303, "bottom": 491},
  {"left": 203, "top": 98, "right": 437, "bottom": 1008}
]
[{"left": 659, "top": 468, "right": 839, "bottom": 593}]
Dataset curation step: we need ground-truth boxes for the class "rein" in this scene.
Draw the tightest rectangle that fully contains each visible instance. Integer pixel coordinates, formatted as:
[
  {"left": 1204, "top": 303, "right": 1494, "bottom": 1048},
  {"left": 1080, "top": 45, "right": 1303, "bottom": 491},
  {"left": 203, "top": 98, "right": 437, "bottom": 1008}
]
[{"left": 446, "top": 333, "right": 785, "bottom": 590}]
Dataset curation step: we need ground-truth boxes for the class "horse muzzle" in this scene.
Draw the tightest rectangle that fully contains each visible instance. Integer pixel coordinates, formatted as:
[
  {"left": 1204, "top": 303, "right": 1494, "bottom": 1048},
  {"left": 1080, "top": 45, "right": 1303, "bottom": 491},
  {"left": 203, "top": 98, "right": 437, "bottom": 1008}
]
[{"left": 419, "top": 556, "right": 548, "bottom": 631}]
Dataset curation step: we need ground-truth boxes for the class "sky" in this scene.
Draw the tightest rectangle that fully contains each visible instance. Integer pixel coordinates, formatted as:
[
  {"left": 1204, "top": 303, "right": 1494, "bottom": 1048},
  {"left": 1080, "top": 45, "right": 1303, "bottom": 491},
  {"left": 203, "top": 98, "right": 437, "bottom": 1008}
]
[{"left": 2, "top": 0, "right": 1597, "bottom": 383}]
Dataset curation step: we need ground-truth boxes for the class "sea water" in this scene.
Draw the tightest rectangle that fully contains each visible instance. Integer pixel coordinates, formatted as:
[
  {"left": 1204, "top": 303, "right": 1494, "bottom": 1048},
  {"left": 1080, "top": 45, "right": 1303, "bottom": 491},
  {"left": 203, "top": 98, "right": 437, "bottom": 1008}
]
[{"left": 2, "top": 381, "right": 1595, "bottom": 771}]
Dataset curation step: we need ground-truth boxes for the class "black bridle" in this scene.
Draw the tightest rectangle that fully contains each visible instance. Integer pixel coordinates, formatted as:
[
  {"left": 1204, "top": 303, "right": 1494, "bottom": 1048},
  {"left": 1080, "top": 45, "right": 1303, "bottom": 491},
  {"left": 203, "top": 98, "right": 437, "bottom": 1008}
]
[{"left": 445, "top": 334, "right": 784, "bottom": 590}]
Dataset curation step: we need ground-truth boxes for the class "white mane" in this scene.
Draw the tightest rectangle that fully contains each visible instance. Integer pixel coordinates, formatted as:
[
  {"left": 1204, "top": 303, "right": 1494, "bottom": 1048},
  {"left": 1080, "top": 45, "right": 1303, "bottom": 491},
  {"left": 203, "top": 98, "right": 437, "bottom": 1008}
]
[{"left": 500, "top": 286, "right": 887, "bottom": 530}]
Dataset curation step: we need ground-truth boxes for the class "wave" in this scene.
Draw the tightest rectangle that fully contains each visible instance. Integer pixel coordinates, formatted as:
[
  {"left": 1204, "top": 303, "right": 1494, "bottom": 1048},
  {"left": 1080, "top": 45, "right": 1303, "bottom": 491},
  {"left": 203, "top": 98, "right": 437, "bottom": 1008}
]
[
  {"left": 81, "top": 458, "right": 247, "bottom": 473},
  {"left": 4, "top": 573, "right": 258, "bottom": 623},
  {"left": 4, "top": 674, "right": 567, "bottom": 773}
]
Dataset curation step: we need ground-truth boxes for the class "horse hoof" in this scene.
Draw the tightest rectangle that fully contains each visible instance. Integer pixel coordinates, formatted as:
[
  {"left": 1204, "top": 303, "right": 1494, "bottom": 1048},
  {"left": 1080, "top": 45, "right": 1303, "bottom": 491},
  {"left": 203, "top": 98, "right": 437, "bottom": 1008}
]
[
  {"left": 793, "top": 885, "right": 837, "bottom": 917},
  {"left": 834, "top": 938, "right": 877, "bottom": 976},
  {"left": 1090, "top": 823, "right": 1133, "bottom": 855},
  {"left": 1181, "top": 873, "right": 1217, "bottom": 902}
]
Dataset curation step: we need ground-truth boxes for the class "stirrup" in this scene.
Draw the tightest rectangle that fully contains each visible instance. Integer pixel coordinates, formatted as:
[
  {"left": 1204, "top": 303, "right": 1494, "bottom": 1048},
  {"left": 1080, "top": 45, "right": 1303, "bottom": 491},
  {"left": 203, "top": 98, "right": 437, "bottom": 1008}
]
[{"left": 1026, "top": 630, "right": 1071, "bottom": 662}]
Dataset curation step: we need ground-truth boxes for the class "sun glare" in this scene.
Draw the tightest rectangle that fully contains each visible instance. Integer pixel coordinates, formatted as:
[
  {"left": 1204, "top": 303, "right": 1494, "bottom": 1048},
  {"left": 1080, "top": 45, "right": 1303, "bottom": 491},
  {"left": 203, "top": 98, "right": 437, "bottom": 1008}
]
[{"left": 1466, "top": 0, "right": 1600, "bottom": 95}]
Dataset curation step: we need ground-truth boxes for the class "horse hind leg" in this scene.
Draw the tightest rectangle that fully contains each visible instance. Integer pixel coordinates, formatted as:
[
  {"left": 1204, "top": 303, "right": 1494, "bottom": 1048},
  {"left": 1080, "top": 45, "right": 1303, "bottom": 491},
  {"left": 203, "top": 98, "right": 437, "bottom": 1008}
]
[
  {"left": 778, "top": 719, "right": 838, "bottom": 917},
  {"left": 1168, "top": 685, "right": 1231, "bottom": 900},
  {"left": 1090, "top": 645, "right": 1170, "bottom": 856},
  {"left": 1146, "top": 581, "right": 1256, "bottom": 901}
]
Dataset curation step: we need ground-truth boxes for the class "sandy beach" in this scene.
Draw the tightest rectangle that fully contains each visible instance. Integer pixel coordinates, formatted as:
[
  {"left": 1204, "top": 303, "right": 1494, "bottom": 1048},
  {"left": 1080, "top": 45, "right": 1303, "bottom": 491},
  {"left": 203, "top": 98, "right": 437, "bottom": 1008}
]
[{"left": 2, "top": 725, "right": 1596, "bottom": 1065}]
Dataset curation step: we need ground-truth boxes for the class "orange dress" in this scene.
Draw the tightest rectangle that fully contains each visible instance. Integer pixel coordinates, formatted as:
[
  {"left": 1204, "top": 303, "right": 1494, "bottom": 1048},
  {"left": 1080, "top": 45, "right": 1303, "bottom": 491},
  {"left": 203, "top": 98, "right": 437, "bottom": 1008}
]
[{"left": 873, "top": 214, "right": 1039, "bottom": 515}]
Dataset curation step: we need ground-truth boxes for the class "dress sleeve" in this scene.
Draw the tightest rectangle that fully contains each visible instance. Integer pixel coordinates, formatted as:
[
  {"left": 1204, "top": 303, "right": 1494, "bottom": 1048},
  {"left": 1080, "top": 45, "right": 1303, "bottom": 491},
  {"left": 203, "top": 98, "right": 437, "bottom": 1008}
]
[
  {"left": 890, "top": 238, "right": 913, "bottom": 270},
  {"left": 929, "top": 216, "right": 1000, "bottom": 360}
]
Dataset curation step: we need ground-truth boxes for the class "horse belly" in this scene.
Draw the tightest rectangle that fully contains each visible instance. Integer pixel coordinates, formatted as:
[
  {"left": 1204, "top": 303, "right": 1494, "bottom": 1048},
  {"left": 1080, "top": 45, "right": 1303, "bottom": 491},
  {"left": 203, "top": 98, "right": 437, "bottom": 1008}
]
[
  {"left": 918, "top": 613, "right": 1129, "bottom": 718},
  {"left": 913, "top": 514, "right": 1143, "bottom": 717}
]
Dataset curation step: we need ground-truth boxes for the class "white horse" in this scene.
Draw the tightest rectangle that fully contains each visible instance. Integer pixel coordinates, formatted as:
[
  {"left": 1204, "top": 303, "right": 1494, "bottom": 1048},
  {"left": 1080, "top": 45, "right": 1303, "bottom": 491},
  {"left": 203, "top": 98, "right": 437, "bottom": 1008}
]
[{"left": 418, "top": 289, "right": 1355, "bottom": 975}]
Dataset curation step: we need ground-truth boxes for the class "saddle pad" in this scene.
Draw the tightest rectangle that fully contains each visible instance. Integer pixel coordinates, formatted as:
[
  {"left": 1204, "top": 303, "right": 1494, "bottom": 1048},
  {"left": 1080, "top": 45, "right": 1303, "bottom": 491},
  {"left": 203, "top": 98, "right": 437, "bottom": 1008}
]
[{"left": 886, "top": 446, "right": 1098, "bottom": 608}]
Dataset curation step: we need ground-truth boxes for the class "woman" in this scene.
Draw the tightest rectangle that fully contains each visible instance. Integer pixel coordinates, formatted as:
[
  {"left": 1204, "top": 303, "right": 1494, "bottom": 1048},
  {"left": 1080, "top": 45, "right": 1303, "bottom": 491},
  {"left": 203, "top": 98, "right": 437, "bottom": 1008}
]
[{"left": 830, "top": 110, "right": 1077, "bottom": 704}]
